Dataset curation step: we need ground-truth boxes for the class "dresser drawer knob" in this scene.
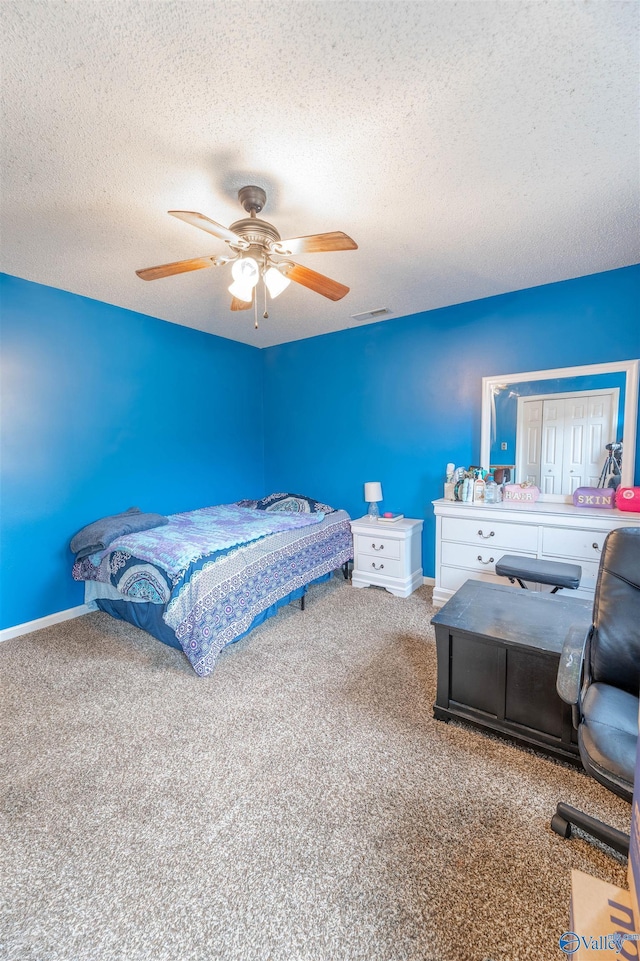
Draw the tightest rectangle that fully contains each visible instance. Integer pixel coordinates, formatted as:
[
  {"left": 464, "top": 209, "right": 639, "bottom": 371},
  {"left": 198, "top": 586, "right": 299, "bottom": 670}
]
[
  {"left": 477, "top": 555, "right": 495, "bottom": 565},
  {"left": 592, "top": 542, "right": 601, "bottom": 552},
  {"left": 478, "top": 530, "right": 495, "bottom": 539},
  {"left": 371, "top": 543, "right": 384, "bottom": 551},
  {"left": 371, "top": 562, "right": 384, "bottom": 571}
]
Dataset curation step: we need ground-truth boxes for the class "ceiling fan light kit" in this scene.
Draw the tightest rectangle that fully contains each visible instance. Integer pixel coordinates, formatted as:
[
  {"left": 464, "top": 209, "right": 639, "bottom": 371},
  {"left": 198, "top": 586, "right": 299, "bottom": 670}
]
[{"left": 136, "top": 186, "right": 357, "bottom": 328}]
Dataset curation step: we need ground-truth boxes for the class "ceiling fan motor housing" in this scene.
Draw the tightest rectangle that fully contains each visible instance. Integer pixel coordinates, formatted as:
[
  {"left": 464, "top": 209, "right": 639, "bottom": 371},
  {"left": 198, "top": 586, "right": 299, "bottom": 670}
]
[{"left": 228, "top": 217, "right": 282, "bottom": 249}]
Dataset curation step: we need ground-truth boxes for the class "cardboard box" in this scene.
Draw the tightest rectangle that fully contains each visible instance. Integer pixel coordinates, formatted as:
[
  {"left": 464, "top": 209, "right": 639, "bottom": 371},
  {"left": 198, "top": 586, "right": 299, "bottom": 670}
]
[
  {"left": 566, "top": 708, "right": 639, "bottom": 958},
  {"left": 568, "top": 870, "right": 637, "bottom": 958}
]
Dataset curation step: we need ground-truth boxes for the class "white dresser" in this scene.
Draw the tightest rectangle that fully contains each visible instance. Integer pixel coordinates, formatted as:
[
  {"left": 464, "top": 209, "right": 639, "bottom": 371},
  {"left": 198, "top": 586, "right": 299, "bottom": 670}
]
[
  {"left": 432, "top": 498, "right": 640, "bottom": 607},
  {"left": 350, "top": 516, "right": 424, "bottom": 597}
]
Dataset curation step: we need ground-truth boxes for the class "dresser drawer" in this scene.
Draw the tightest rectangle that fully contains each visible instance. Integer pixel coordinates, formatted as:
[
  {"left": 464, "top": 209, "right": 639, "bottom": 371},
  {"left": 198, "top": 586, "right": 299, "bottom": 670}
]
[
  {"left": 441, "top": 541, "right": 537, "bottom": 574},
  {"left": 575, "top": 559, "right": 601, "bottom": 593},
  {"left": 432, "top": 499, "right": 635, "bottom": 610},
  {"left": 355, "top": 554, "right": 403, "bottom": 579},
  {"left": 353, "top": 533, "right": 401, "bottom": 560},
  {"left": 440, "top": 566, "right": 503, "bottom": 592},
  {"left": 536, "top": 557, "right": 600, "bottom": 595},
  {"left": 441, "top": 516, "right": 538, "bottom": 552},
  {"left": 542, "top": 527, "right": 607, "bottom": 563}
]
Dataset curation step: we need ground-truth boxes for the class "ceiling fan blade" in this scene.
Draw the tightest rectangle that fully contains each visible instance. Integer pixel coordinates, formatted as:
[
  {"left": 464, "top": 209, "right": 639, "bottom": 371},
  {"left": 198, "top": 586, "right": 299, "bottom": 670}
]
[
  {"left": 284, "top": 263, "right": 350, "bottom": 301},
  {"left": 275, "top": 231, "right": 358, "bottom": 255},
  {"left": 168, "top": 210, "right": 242, "bottom": 244},
  {"left": 136, "top": 255, "right": 218, "bottom": 281},
  {"left": 230, "top": 296, "right": 252, "bottom": 311}
]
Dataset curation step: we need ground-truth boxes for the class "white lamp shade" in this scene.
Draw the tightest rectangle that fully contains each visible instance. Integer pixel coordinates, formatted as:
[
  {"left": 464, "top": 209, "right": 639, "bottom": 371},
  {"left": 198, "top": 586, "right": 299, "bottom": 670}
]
[
  {"left": 229, "top": 256, "right": 260, "bottom": 302},
  {"left": 364, "top": 481, "right": 382, "bottom": 502},
  {"left": 264, "top": 266, "right": 291, "bottom": 299},
  {"left": 228, "top": 278, "right": 254, "bottom": 302},
  {"left": 231, "top": 256, "right": 259, "bottom": 285}
]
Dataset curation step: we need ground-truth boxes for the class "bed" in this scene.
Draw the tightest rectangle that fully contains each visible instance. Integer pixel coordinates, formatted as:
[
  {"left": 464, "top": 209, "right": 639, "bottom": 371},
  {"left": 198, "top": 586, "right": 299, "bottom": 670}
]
[{"left": 71, "top": 495, "right": 352, "bottom": 676}]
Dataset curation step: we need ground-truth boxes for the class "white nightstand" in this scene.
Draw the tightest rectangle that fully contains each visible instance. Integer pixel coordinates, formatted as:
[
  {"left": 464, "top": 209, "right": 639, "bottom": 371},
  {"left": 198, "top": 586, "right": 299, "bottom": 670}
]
[{"left": 350, "top": 516, "right": 424, "bottom": 597}]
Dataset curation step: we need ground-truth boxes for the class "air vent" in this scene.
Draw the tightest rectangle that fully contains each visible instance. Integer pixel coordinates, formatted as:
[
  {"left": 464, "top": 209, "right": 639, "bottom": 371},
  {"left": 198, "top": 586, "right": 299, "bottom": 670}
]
[{"left": 350, "top": 307, "right": 392, "bottom": 322}]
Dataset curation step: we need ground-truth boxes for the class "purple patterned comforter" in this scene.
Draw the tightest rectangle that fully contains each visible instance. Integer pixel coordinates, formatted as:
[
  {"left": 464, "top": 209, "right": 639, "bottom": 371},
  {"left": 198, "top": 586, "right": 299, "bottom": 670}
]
[
  {"left": 73, "top": 505, "right": 353, "bottom": 676},
  {"left": 76, "top": 504, "right": 324, "bottom": 584}
]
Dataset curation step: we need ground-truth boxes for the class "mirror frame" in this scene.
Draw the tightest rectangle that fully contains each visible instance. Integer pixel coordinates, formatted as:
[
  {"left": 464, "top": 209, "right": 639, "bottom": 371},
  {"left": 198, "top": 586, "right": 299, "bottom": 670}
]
[{"left": 480, "top": 360, "right": 640, "bottom": 502}]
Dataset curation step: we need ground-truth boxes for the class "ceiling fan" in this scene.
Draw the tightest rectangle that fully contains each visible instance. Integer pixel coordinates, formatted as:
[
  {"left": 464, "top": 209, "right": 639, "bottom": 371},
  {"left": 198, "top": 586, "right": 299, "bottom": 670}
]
[{"left": 136, "top": 186, "right": 357, "bottom": 319}]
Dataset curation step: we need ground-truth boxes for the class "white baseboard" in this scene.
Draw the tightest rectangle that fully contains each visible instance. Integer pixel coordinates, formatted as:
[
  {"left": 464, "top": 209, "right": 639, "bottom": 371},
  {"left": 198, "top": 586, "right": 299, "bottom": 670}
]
[
  {"left": 0, "top": 602, "right": 97, "bottom": 643},
  {"left": 432, "top": 586, "right": 452, "bottom": 608},
  {"left": 1, "top": 580, "right": 436, "bottom": 643}
]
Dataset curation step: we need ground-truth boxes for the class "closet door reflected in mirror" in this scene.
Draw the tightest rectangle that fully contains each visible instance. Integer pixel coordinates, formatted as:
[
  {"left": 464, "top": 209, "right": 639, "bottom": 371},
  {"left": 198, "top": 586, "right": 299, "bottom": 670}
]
[
  {"left": 518, "top": 389, "right": 619, "bottom": 494},
  {"left": 480, "top": 361, "right": 639, "bottom": 503}
]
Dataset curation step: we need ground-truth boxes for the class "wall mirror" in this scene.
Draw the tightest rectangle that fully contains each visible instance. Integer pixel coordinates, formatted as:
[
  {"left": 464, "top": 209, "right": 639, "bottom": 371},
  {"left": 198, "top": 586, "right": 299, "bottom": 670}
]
[{"left": 480, "top": 360, "right": 639, "bottom": 502}]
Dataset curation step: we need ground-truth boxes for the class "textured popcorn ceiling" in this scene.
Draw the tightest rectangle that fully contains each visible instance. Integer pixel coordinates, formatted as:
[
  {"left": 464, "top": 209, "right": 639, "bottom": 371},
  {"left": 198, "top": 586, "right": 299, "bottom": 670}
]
[{"left": 1, "top": 1, "right": 638, "bottom": 348}]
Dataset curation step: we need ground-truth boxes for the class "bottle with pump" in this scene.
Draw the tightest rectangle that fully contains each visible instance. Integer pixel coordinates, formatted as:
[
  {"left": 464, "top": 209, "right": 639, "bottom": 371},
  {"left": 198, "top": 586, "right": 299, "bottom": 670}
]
[
  {"left": 473, "top": 471, "right": 485, "bottom": 503},
  {"left": 484, "top": 474, "right": 498, "bottom": 505}
]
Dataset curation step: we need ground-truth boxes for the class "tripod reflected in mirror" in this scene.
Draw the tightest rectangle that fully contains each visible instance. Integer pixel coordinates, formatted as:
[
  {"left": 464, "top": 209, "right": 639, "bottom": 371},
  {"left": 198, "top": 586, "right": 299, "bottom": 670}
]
[{"left": 598, "top": 442, "right": 623, "bottom": 489}]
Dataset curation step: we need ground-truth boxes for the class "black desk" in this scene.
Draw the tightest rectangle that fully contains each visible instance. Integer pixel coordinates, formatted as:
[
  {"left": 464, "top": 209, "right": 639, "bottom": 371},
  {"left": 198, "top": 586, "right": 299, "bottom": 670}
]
[{"left": 431, "top": 579, "right": 592, "bottom": 763}]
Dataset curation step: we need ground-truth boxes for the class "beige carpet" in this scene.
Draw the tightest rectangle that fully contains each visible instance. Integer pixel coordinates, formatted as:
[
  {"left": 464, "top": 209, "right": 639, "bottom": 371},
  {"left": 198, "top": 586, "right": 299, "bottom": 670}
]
[{"left": 0, "top": 577, "right": 630, "bottom": 961}]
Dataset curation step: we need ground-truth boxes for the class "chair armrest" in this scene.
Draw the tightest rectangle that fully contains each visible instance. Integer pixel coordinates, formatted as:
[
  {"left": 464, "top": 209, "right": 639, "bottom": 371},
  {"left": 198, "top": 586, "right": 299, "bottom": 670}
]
[{"left": 556, "top": 623, "right": 591, "bottom": 707}]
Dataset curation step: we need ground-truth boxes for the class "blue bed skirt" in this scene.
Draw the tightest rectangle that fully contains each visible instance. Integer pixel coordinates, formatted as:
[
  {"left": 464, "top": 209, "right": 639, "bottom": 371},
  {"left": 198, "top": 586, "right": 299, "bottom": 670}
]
[{"left": 96, "top": 571, "right": 332, "bottom": 652}]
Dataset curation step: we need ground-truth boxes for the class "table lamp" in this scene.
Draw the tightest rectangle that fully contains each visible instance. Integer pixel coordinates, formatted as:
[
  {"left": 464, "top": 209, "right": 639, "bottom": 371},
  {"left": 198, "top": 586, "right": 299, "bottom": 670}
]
[{"left": 364, "top": 481, "right": 383, "bottom": 520}]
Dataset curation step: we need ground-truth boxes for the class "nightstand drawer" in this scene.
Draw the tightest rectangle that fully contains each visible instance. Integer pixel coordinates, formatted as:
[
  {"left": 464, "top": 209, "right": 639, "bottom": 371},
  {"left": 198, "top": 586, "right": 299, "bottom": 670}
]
[
  {"left": 353, "top": 533, "right": 401, "bottom": 561},
  {"left": 355, "top": 554, "right": 403, "bottom": 579}
]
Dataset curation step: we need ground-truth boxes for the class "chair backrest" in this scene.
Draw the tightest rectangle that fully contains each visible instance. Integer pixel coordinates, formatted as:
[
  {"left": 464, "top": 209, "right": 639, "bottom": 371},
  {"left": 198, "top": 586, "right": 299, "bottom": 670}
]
[{"left": 591, "top": 527, "right": 640, "bottom": 695}]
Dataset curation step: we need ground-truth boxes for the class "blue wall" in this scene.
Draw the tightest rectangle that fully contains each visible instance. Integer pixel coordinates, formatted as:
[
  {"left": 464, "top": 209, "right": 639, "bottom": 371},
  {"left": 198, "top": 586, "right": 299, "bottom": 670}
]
[
  {"left": 2, "top": 266, "right": 638, "bottom": 630},
  {"left": 263, "top": 266, "right": 640, "bottom": 578},
  {"left": 0, "top": 275, "right": 264, "bottom": 629}
]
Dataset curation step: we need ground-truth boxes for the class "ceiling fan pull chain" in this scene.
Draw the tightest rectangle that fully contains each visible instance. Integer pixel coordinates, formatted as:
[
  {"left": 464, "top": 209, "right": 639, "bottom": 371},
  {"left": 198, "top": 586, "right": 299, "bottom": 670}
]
[
  {"left": 263, "top": 281, "right": 269, "bottom": 321},
  {"left": 254, "top": 291, "right": 259, "bottom": 329}
]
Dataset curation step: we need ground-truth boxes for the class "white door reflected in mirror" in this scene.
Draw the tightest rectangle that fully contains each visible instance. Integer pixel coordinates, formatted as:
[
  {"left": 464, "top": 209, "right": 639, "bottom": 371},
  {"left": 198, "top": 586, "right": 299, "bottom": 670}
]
[
  {"left": 480, "top": 361, "right": 639, "bottom": 503},
  {"left": 518, "top": 388, "right": 618, "bottom": 494}
]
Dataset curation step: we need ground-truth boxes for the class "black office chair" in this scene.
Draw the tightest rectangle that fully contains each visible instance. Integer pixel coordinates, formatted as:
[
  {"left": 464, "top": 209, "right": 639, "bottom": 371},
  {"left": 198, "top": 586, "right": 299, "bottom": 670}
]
[{"left": 552, "top": 527, "right": 640, "bottom": 855}]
